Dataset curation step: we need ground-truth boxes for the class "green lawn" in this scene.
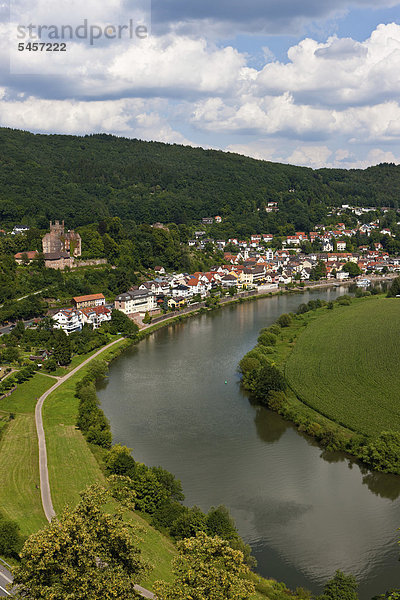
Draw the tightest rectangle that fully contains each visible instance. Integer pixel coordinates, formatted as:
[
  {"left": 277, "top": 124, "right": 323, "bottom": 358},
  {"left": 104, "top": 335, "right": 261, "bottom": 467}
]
[
  {"left": 0, "top": 414, "right": 47, "bottom": 535},
  {"left": 285, "top": 297, "right": 400, "bottom": 437},
  {"left": 0, "top": 372, "right": 54, "bottom": 415},
  {"left": 0, "top": 373, "right": 54, "bottom": 535}
]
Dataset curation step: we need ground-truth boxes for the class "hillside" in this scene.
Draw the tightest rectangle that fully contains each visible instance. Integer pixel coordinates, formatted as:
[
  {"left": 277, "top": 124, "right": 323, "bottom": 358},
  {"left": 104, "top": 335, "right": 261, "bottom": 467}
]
[
  {"left": 1, "top": 128, "right": 400, "bottom": 234},
  {"left": 285, "top": 297, "right": 400, "bottom": 437}
]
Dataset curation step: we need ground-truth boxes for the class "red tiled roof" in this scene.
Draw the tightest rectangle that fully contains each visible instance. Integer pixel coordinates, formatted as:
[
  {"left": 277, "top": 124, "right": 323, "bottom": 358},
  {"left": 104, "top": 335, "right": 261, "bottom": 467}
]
[{"left": 73, "top": 293, "right": 105, "bottom": 303}]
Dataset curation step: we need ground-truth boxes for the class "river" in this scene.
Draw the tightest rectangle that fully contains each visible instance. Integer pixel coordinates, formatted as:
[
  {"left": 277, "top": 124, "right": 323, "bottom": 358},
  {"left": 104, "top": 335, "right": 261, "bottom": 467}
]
[{"left": 97, "top": 287, "right": 400, "bottom": 599}]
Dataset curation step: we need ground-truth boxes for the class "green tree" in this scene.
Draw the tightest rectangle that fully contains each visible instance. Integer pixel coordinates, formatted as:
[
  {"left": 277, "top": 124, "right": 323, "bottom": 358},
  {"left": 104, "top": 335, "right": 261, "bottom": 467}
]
[
  {"left": 108, "top": 309, "right": 139, "bottom": 336},
  {"left": 13, "top": 485, "right": 149, "bottom": 600},
  {"left": 317, "top": 570, "right": 359, "bottom": 600},
  {"left": 387, "top": 276, "right": 400, "bottom": 298},
  {"left": 253, "top": 364, "right": 287, "bottom": 403},
  {"left": 342, "top": 262, "right": 362, "bottom": 278},
  {"left": 53, "top": 330, "right": 71, "bottom": 365},
  {"left": 154, "top": 532, "right": 255, "bottom": 600},
  {"left": 277, "top": 313, "right": 292, "bottom": 327},
  {"left": 143, "top": 310, "right": 152, "bottom": 324},
  {"left": 0, "top": 512, "right": 23, "bottom": 557},
  {"left": 105, "top": 444, "right": 136, "bottom": 479},
  {"left": 206, "top": 506, "right": 237, "bottom": 540}
]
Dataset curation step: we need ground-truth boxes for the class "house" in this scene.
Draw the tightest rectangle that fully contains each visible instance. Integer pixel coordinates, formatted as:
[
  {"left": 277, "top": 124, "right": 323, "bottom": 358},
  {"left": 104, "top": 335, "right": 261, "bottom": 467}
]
[
  {"left": 79, "top": 305, "right": 111, "bottom": 329},
  {"left": 114, "top": 290, "right": 156, "bottom": 315},
  {"left": 240, "top": 268, "right": 254, "bottom": 286},
  {"left": 12, "top": 225, "right": 30, "bottom": 235},
  {"left": 52, "top": 309, "right": 82, "bottom": 334},
  {"left": 171, "top": 284, "right": 191, "bottom": 298},
  {"left": 220, "top": 274, "right": 238, "bottom": 288},
  {"left": 322, "top": 239, "right": 334, "bottom": 252},
  {"left": 214, "top": 216, "right": 222, "bottom": 223},
  {"left": 337, "top": 241, "right": 347, "bottom": 251},
  {"left": 44, "top": 252, "right": 75, "bottom": 270},
  {"left": 73, "top": 293, "right": 106, "bottom": 309},
  {"left": 14, "top": 250, "right": 39, "bottom": 264},
  {"left": 154, "top": 266, "right": 166, "bottom": 275},
  {"left": 202, "top": 217, "right": 214, "bottom": 225}
]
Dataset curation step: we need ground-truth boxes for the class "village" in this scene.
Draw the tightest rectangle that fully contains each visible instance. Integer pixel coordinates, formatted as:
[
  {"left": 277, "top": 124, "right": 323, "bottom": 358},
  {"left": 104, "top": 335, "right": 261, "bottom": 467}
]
[{"left": 3, "top": 206, "right": 400, "bottom": 334}]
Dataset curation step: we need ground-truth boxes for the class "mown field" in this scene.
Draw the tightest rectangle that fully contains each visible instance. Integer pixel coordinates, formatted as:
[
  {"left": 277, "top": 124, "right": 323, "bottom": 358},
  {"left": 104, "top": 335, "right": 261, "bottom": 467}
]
[
  {"left": 285, "top": 297, "right": 400, "bottom": 437},
  {"left": 0, "top": 373, "right": 54, "bottom": 535}
]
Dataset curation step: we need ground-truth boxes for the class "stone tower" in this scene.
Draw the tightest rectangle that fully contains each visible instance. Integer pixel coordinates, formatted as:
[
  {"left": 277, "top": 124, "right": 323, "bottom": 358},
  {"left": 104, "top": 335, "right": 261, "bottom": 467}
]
[{"left": 42, "top": 221, "right": 81, "bottom": 257}]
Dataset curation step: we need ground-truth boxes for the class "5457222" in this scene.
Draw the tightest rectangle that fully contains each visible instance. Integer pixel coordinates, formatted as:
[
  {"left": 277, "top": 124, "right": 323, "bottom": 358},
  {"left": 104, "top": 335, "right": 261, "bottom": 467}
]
[{"left": 18, "top": 42, "right": 67, "bottom": 51}]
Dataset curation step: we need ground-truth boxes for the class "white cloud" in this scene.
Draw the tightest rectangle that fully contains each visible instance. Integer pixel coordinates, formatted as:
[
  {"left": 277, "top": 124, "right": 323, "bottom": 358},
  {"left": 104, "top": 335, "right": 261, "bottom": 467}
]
[
  {"left": 0, "top": 95, "right": 194, "bottom": 144},
  {"left": 255, "top": 24, "right": 400, "bottom": 107},
  {"left": 286, "top": 145, "right": 333, "bottom": 168}
]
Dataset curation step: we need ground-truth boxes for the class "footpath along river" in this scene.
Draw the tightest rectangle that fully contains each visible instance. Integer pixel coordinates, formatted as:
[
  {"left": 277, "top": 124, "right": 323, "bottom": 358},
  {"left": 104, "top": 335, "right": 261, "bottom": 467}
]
[{"left": 97, "top": 287, "right": 400, "bottom": 599}]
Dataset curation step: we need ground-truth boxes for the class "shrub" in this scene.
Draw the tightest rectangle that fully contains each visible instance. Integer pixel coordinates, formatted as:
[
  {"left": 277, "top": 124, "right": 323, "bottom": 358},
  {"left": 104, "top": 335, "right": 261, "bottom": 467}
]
[
  {"left": 252, "top": 364, "right": 287, "bottom": 403},
  {"left": 358, "top": 431, "right": 400, "bottom": 474},
  {"left": 277, "top": 313, "right": 292, "bottom": 327},
  {"left": 257, "top": 332, "right": 277, "bottom": 346}
]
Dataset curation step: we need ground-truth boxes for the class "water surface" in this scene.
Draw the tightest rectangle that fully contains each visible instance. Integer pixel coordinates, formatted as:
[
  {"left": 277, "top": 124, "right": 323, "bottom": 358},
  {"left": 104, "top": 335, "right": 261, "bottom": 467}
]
[{"left": 98, "top": 289, "right": 400, "bottom": 598}]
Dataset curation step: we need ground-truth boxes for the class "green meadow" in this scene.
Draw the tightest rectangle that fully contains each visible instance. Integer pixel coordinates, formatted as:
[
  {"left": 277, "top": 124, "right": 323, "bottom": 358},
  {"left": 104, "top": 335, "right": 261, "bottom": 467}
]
[{"left": 285, "top": 297, "right": 400, "bottom": 437}]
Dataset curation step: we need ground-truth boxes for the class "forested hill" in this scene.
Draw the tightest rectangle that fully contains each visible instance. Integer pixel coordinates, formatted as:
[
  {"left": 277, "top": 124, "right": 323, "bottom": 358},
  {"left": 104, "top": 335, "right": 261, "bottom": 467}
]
[{"left": 1, "top": 127, "right": 400, "bottom": 233}]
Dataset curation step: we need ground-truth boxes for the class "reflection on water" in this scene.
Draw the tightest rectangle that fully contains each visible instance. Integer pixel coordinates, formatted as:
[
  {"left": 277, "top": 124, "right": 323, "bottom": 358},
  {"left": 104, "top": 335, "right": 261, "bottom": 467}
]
[
  {"left": 97, "top": 289, "right": 400, "bottom": 599},
  {"left": 253, "top": 406, "right": 291, "bottom": 444}
]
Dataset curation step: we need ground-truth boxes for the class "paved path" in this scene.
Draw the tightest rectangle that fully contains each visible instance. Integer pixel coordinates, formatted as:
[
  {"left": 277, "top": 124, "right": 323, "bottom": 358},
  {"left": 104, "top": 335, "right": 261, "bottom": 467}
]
[
  {"left": 35, "top": 337, "right": 126, "bottom": 522},
  {"left": 34, "top": 337, "right": 156, "bottom": 599}
]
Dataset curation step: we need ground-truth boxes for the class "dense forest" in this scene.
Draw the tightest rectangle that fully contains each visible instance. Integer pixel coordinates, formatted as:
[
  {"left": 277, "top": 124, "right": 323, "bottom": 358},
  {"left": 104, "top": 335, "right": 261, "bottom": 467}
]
[{"left": 1, "top": 128, "right": 400, "bottom": 235}]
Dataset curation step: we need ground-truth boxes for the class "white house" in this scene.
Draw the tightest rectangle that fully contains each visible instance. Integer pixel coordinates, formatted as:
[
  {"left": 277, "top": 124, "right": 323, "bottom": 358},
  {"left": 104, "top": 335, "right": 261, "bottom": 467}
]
[
  {"left": 52, "top": 309, "right": 82, "bottom": 334},
  {"left": 79, "top": 306, "right": 112, "bottom": 329},
  {"left": 114, "top": 290, "right": 157, "bottom": 315}
]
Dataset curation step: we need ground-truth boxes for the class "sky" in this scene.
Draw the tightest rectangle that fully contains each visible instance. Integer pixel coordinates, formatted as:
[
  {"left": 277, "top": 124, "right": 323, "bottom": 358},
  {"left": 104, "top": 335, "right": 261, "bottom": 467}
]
[{"left": 1, "top": 0, "right": 400, "bottom": 168}]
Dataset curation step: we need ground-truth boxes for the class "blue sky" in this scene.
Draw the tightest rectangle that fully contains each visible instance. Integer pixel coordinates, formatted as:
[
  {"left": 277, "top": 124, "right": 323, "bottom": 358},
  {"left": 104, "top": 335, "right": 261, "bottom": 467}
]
[{"left": 1, "top": 0, "right": 400, "bottom": 168}]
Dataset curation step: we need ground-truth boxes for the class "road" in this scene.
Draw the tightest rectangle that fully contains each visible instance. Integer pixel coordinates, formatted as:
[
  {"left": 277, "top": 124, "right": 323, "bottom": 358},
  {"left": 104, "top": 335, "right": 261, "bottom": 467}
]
[{"left": 0, "top": 562, "right": 13, "bottom": 597}]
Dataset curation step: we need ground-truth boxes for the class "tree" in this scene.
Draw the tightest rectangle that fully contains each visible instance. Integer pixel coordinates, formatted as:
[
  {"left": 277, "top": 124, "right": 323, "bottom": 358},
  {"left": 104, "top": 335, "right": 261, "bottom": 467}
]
[
  {"left": 387, "top": 276, "right": 400, "bottom": 298},
  {"left": 143, "top": 311, "right": 152, "bottom": 324},
  {"left": 253, "top": 363, "right": 287, "bottom": 403},
  {"left": 53, "top": 330, "right": 71, "bottom": 365},
  {"left": 105, "top": 444, "right": 136, "bottom": 479},
  {"left": 0, "top": 512, "right": 23, "bottom": 557},
  {"left": 154, "top": 532, "right": 255, "bottom": 600},
  {"left": 277, "top": 313, "right": 292, "bottom": 327},
  {"left": 13, "top": 486, "right": 149, "bottom": 600},
  {"left": 342, "top": 262, "right": 362, "bottom": 278},
  {"left": 108, "top": 309, "right": 139, "bottom": 336},
  {"left": 317, "top": 570, "right": 359, "bottom": 600},
  {"left": 206, "top": 506, "right": 237, "bottom": 540}
]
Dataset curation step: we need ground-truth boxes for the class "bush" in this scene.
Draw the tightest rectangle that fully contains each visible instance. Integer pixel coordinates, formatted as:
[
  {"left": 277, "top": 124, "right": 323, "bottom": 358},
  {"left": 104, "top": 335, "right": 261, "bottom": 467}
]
[
  {"left": 277, "top": 313, "right": 292, "bottom": 327},
  {"left": 358, "top": 431, "right": 400, "bottom": 474},
  {"left": 105, "top": 444, "right": 136, "bottom": 478},
  {"left": 257, "top": 332, "right": 277, "bottom": 346},
  {"left": 252, "top": 364, "right": 287, "bottom": 403}
]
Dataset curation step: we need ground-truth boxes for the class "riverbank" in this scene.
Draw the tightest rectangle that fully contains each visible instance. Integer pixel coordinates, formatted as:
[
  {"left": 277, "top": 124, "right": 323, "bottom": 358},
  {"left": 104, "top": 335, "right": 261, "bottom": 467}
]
[{"left": 240, "top": 292, "right": 400, "bottom": 475}]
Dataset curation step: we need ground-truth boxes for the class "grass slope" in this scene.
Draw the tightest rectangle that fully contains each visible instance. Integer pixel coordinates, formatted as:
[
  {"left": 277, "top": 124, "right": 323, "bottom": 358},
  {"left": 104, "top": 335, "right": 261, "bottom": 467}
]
[
  {"left": 285, "top": 297, "right": 400, "bottom": 436},
  {"left": 0, "top": 373, "right": 54, "bottom": 535}
]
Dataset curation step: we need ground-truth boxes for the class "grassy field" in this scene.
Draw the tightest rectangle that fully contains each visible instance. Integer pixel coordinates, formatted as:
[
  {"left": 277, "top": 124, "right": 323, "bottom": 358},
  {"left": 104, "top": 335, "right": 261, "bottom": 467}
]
[
  {"left": 0, "top": 415, "right": 47, "bottom": 535},
  {"left": 0, "top": 373, "right": 54, "bottom": 535},
  {"left": 285, "top": 296, "right": 400, "bottom": 437}
]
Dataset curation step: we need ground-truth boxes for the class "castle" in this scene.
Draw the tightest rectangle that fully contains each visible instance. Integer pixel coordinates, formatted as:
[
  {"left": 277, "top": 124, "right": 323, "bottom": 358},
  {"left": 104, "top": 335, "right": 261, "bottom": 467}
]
[{"left": 42, "top": 220, "right": 82, "bottom": 257}]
